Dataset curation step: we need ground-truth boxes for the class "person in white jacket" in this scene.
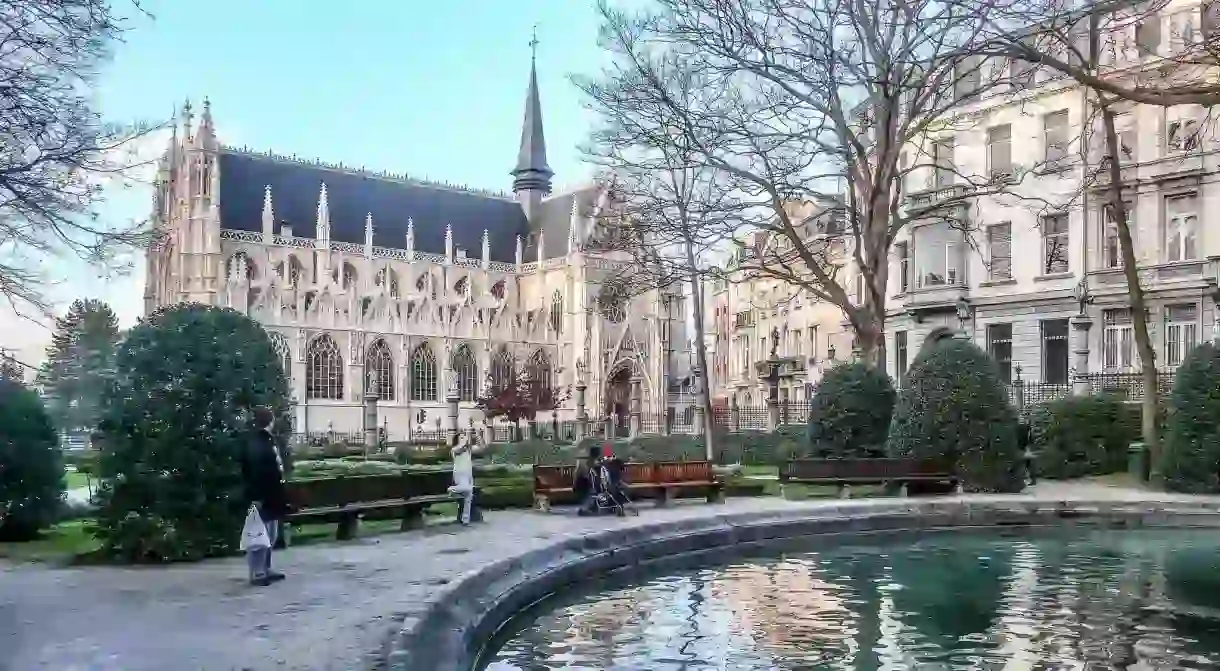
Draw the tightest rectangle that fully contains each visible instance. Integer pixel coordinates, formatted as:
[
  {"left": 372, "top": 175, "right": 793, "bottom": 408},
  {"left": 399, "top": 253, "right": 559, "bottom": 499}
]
[{"left": 447, "top": 430, "right": 480, "bottom": 525}]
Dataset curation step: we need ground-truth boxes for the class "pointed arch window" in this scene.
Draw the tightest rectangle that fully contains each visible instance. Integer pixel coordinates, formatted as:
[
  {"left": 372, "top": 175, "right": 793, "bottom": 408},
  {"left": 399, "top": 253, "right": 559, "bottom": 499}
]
[
  {"left": 306, "top": 334, "right": 344, "bottom": 400},
  {"left": 491, "top": 346, "right": 514, "bottom": 390},
  {"left": 365, "top": 339, "right": 395, "bottom": 400},
  {"left": 452, "top": 344, "right": 478, "bottom": 402},
  {"left": 549, "top": 290, "right": 563, "bottom": 334},
  {"left": 268, "top": 331, "right": 291, "bottom": 385},
  {"left": 410, "top": 343, "right": 437, "bottom": 401},
  {"left": 340, "top": 262, "right": 358, "bottom": 290},
  {"left": 287, "top": 256, "right": 303, "bottom": 286},
  {"left": 527, "top": 349, "right": 553, "bottom": 390},
  {"left": 491, "top": 280, "right": 506, "bottom": 300},
  {"left": 455, "top": 276, "right": 469, "bottom": 297}
]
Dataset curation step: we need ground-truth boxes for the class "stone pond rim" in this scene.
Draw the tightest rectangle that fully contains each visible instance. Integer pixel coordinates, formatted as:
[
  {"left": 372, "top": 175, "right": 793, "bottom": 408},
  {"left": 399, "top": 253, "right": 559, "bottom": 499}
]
[{"left": 381, "top": 496, "right": 1220, "bottom": 671}]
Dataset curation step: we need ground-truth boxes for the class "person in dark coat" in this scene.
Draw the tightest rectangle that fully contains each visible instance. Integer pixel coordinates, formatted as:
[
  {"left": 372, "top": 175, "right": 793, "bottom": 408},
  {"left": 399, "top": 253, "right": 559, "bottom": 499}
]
[{"left": 242, "top": 406, "right": 288, "bottom": 586}]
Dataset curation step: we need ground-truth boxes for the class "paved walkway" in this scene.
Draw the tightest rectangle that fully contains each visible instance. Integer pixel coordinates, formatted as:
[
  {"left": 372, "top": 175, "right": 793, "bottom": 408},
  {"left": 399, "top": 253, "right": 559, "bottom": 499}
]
[{"left": 0, "top": 481, "right": 1206, "bottom": 671}]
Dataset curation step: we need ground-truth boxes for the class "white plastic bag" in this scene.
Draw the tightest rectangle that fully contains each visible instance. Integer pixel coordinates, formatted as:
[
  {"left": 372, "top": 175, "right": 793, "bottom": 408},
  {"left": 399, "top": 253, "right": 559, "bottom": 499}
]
[{"left": 239, "top": 504, "right": 270, "bottom": 551}]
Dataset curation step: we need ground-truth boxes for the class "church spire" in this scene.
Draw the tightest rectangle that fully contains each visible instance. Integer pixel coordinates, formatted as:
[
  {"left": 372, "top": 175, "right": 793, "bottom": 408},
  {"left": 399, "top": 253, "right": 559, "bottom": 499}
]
[{"left": 511, "top": 27, "right": 553, "bottom": 199}]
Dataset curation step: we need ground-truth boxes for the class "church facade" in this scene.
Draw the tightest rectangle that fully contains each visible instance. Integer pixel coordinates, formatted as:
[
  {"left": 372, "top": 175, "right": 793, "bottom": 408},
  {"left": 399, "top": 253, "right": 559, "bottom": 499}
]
[{"left": 141, "top": 58, "right": 689, "bottom": 438}]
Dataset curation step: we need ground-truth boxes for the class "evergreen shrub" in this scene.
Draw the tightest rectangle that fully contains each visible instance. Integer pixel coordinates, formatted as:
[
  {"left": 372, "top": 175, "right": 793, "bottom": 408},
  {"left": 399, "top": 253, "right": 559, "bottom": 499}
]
[
  {"left": 887, "top": 338, "right": 1023, "bottom": 492},
  {"left": 93, "top": 304, "right": 291, "bottom": 562},
  {"left": 1160, "top": 341, "right": 1220, "bottom": 493},
  {"left": 806, "top": 362, "right": 896, "bottom": 459},
  {"left": 0, "top": 379, "right": 65, "bottom": 540}
]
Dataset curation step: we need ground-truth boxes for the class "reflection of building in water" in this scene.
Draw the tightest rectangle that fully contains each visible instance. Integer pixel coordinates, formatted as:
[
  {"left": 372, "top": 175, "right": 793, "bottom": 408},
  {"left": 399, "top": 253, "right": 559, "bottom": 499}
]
[
  {"left": 547, "top": 584, "right": 662, "bottom": 667},
  {"left": 710, "top": 557, "right": 859, "bottom": 664}
]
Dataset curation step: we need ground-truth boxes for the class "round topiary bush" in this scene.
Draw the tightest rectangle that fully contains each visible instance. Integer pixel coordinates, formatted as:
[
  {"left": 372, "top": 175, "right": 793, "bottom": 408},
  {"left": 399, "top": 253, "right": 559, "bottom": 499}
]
[
  {"left": 1160, "top": 341, "right": 1220, "bottom": 493},
  {"left": 0, "top": 378, "right": 65, "bottom": 540},
  {"left": 1029, "top": 394, "right": 1138, "bottom": 480},
  {"left": 806, "top": 362, "right": 896, "bottom": 459},
  {"left": 92, "top": 304, "right": 291, "bottom": 562},
  {"left": 887, "top": 337, "right": 1023, "bottom": 493}
]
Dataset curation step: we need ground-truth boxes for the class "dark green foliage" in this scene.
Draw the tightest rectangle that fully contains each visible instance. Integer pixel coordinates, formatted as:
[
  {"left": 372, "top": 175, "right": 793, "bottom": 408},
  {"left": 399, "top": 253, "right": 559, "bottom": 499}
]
[
  {"left": 36, "top": 299, "right": 121, "bottom": 433},
  {"left": 92, "top": 304, "right": 291, "bottom": 562},
  {"left": 1029, "top": 395, "right": 1139, "bottom": 480},
  {"left": 806, "top": 362, "right": 896, "bottom": 459},
  {"left": 1160, "top": 341, "right": 1220, "bottom": 493},
  {"left": 887, "top": 338, "right": 1023, "bottom": 493},
  {"left": 0, "top": 379, "right": 65, "bottom": 540}
]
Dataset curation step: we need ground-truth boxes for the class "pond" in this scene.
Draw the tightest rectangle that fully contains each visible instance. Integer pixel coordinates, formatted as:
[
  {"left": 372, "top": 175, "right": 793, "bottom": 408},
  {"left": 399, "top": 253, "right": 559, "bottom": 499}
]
[{"left": 480, "top": 528, "right": 1220, "bottom": 670}]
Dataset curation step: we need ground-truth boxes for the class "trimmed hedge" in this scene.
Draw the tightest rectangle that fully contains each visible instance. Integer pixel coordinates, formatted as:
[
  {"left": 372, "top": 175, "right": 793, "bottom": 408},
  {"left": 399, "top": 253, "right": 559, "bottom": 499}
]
[
  {"left": 1161, "top": 341, "right": 1220, "bottom": 493},
  {"left": 887, "top": 337, "right": 1023, "bottom": 493},
  {"left": 806, "top": 362, "right": 896, "bottom": 459},
  {"left": 1029, "top": 395, "right": 1139, "bottom": 480}
]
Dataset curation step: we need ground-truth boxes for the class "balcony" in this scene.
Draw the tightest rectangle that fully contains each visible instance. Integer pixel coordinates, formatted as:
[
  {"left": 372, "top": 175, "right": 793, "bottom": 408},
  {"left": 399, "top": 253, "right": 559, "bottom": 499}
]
[
  {"left": 754, "top": 356, "right": 808, "bottom": 379},
  {"left": 903, "top": 183, "right": 973, "bottom": 211}
]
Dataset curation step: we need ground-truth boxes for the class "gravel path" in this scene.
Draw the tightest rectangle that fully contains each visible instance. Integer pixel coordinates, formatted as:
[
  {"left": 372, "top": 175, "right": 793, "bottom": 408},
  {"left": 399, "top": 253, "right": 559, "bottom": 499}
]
[{"left": 0, "top": 482, "right": 1206, "bottom": 671}]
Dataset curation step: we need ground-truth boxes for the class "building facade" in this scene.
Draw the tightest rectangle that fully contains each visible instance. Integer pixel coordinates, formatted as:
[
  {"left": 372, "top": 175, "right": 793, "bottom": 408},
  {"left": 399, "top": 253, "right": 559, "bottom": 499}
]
[
  {"left": 886, "top": 2, "right": 1220, "bottom": 389},
  {"left": 143, "top": 58, "right": 689, "bottom": 438},
  {"left": 706, "top": 201, "right": 857, "bottom": 407}
]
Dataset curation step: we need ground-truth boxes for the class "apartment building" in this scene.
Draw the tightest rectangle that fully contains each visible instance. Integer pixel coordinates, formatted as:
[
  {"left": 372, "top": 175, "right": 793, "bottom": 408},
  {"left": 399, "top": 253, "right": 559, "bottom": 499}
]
[
  {"left": 707, "top": 203, "right": 857, "bottom": 407},
  {"left": 887, "top": 1, "right": 1220, "bottom": 386}
]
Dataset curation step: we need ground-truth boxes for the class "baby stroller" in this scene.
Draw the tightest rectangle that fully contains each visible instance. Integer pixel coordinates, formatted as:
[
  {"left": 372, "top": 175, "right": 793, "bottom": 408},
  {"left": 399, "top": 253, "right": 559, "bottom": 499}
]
[{"left": 579, "top": 448, "right": 637, "bottom": 517}]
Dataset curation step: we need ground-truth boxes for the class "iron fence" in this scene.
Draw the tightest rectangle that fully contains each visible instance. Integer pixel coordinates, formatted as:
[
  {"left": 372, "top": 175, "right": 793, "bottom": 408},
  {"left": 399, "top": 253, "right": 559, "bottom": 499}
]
[{"left": 1082, "top": 371, "right": 1176, "bottom": 401}]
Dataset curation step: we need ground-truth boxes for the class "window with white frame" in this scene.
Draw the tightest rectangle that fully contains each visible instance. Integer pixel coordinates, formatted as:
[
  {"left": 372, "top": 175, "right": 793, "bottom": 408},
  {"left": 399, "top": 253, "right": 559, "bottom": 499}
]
[
  {"left": 739, "top": 336, "right": 750, "bottom": 375},
  {"left": 1165, "top": 193, "right": 1198, "bottom": 262},
  {"left": 1166, "top": 108, "right": 1201, "bottom": 153},
  {"left": 895, "top": 241, "right": 910, "bottom": 292},
  {"left": 1103, "top": 202, "right": 1133, "bottom": 269},
  {"left": 987, "top": 323, "right": 1014, "bottom": 384},
  {"left": 1165, "top": 303, "right": 1198, "bottom": 368},
  {"left": 915, "top": 224, "right": 961, "bottom": 288},
  {"left": 1042, "top": 213, "right": 1069, "bottom": 274},
  {"left": 933, "top": 138, "right": 955, "bottom": 188},
  {"left": 1103, "top": 308, "right": 1135, "bottom": 370},
  {"left": 987, "top": 222, "right": 1012, "bottom": 281},
  {"left": 896, "top": 330, "right": 909, "bottom": 387},
  {"left": 1044, "top": 110, "right": 1069, "bottom": 163},
  {"left": 1041, "top": 319, "right": 1070, "bottom": 384},
  {"left": 988, "top": 124, "right": 1013, "bottom": 176}
]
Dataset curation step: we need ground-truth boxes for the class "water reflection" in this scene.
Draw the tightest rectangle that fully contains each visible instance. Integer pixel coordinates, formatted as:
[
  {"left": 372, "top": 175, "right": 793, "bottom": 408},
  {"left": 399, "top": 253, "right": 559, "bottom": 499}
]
[{"left": 482, "top": 529, "right": 1220, "bottom": 670}]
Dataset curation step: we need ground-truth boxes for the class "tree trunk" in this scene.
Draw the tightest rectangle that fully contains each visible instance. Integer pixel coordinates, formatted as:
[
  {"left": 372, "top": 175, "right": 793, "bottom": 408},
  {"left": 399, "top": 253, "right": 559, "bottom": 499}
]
[
  {"left": 1100, "top": 104, "right": 1161, "bottom": 473},
  {"left": 685, "top": 242, "right": 718, "bottom": 463}
]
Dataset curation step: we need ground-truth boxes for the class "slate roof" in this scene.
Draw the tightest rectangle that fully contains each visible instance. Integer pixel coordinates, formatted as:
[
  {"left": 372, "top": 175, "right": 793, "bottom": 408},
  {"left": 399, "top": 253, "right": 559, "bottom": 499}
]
[{"left": 217, "top": 149, "right": 531, "bottom": 262}]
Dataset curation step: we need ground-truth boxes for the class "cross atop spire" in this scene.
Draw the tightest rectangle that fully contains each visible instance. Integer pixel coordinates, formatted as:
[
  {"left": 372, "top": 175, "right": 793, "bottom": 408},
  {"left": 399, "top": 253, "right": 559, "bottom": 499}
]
[{"left": 529, "top": 24, "right": 539, "bottom": 61}]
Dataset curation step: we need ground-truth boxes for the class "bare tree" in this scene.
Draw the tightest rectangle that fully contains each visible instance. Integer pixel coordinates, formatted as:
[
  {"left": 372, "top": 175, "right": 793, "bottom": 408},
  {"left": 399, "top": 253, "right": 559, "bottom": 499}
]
[
  {"left": 586, "top": 0, "right": 1059, "bottom": 369},
  {"left": 578, "top": 37, "right": 745, "bottom": 457},
  {"left": 0, "top": 0, "right": 159, "bottom": 315},
  {"left": 979, "top": 0, "right": 1220, "bottom": 106}
]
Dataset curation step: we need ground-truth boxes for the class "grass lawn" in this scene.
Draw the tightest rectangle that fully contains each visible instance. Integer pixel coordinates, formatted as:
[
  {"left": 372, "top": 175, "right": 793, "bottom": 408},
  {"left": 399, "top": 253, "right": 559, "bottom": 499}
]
[
  {"left": 64, "top": 471, "right": 91, "bottom": 490},
  {"left": 0, "top": 520, "right": 101, "bottom": 564},
  {"left": 741, "top": 465, "right": 778, "bottom": 478}
]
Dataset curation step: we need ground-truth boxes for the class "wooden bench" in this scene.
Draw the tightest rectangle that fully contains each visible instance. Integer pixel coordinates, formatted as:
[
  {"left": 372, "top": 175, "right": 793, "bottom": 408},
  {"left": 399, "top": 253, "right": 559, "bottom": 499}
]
[
  {"left": 532, "top": 460, "right": 724, "bottom": 512},
  {"left": 285, "top": 471, "right": 480, "bottom": 540},
  {"left": 779, "top": 458, "right": 959, "bottom": 498}
]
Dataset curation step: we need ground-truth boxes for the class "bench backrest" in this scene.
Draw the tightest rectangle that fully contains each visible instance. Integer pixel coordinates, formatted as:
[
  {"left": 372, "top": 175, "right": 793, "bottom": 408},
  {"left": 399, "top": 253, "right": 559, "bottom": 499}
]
[
  {"left": 287, "top": 474, "right": 405, "bottom": 509},
  {"left": 402, "top": 469, "right": 455, "bottom": 498},
  {"left": 782, "top": 458, "right": 953, "bottom": 481},
  {"left": 653, "top": 460, "right": 713, "bottom": 484},
  {"left": 533, "top": 465, "right": 576, "bottom": 490}
]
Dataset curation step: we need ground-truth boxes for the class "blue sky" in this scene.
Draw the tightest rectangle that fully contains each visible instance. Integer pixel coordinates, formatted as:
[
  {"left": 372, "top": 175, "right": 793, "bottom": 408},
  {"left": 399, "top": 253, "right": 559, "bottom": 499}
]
[{"left": 2, "top": 0, "right": 606, "bottom": 367}]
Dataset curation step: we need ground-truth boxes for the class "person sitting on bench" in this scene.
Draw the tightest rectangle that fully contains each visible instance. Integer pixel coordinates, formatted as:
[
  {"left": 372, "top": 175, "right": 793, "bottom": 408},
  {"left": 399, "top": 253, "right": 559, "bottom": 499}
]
[{"left": 574, "top": 444, "right": 601, "bottom": 516}]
